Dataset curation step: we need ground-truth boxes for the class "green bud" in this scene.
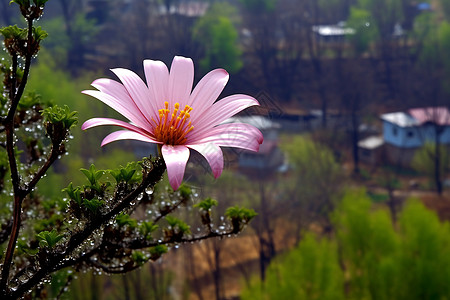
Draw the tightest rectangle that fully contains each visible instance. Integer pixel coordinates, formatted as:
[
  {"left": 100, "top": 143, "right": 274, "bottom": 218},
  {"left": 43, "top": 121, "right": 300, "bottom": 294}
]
[{"left": 36, "top": 229, "right": 64, "bottom": 248}]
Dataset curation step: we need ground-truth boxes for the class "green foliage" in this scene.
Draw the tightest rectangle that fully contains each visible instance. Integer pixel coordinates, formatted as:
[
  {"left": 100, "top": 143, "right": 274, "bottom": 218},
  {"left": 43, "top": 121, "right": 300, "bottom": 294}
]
[
  {"left": 413, "top": 11, "right": 450, "bottom": 95},
  {"left": 280, "top": 135, "right": 344, "bottom": 219},
  {"left": 346, "top": 7, "right": 378, "bottom": 54},
  {"left": 177, "top": 183, "right": 192, "bottom": 199},
  {"left": 36, "top": 229, "right": 64, "bottom": 248},
  {"left": 149, "top": 244, "right": 168, "bottom": 261},
  {"left": 356, "top": 0, "right": 403, "bottom": 36},
  {"left": 18, "top": 91, "right": 44, "bottom": 110},
  {"left": 41, "top": 104, "right": 78, "bottom": 130},
  {"left": 0, "top": 25, "right": 27, "bottom": 55},
  {"left": 411, "top": 142, "right": 449, "bottom": 188},
  {"left": 225, "top": 206, "right": 257, "bottom": 233},
  {"left": 80, "top": 164, "right": 104, "bottom": 192},
  {"left": 139, "top": 221, "right": 159, "bottom": 240},
  {"left": 243, "top": 191, "right": 450, "bottom": 299},
  {"left": 334, "top": 190, "right": 400, "bottom": 299},
  {"left": 82, "top": 198, "right": 104, "bottom": 214},
  {"left": 439, "top": 21, "right": 450, "bottom": 71},
  {"left": 0, "top": 24, "right": 47, "bottom": 56},
  {"left": 109, "top": 162, "right": 140, "bottom": 184},
  {"left": 164, "top": 216, "right": 190, "bottom": 237},
  {"left": 32, "top": 26, "right": 47, "bottom": 43},
  {"left": 116, "top": 213, "right": 137, "bottom": 228},
  {"left": 194, "top": 197, "right": 218, "bottom": 211},
  {"left": 241, "top": 233, "right": 344, "bottom": 300},
  {"left": 132, "top": 251, "right": 147, "bottom": 266},
  {"left": 16, "top": 239, "right": 38, "bottom": 256},
  {"left": 193, "top": 3, "right": 243, "bottom": 74},
  {"left": 63, "top": 182, "right": 83, "bottom": 206},
  {"left": 396, "top": 200, "right": 450, "bottom": 299},
  {"left": 225, "top": 206, "right": 257, "bottom": 222}
]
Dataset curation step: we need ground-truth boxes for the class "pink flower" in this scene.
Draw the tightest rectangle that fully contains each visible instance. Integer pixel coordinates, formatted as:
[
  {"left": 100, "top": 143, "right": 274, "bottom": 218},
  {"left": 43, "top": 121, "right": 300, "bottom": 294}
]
[{"left": 82, "top": 56, "right": 263, "bottom": 190}]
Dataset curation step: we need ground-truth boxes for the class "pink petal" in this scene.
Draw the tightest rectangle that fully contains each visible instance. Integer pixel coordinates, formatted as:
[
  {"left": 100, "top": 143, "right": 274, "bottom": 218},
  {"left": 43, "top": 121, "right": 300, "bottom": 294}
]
[
  {"left": 143, "top": 59, "right": 169, "bottom": 114},
  {"left": 188, "top": 143, "right": 223, "bottom": 178},
  {"left": 188, "top": 69, "right": 229, "bottom": 120},
  {"left": 101, "top": 130, "right": 160, "bottom": 146},
  {"left": 82, "top": 117, "right": 153, "bottom": 137},
  {"left": 189, "top": 123, "right": 263, "bottom": 152},
  {"left": 189, "top": 95, "right": 260, "bottom": 138},
  {"left": 168, "top": 56, "right": 194, "bottom": 108},
  {"left": 82, "top": 90, "right": 151, "bottom": 131},
  {"left": 110, "top": 68, "right": 157, "bottom": 121},
  {"left": 161, "top": 145, "right": 190, "bottom": 190}
]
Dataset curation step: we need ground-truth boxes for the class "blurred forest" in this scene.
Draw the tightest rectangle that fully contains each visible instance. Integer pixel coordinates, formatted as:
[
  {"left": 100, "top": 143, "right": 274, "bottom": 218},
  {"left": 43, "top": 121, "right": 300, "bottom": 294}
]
[{"left": 2, "top": 0, "right": 450, "bottom": 299}]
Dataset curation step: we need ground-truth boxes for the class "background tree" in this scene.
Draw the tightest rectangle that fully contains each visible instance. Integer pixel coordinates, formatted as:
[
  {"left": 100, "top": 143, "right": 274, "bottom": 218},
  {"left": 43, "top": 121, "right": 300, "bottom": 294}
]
[
  {"left": 242, "top": 192, "right": 450, "bottom": 299},
  {"left": 280, "top": 135, "right": 345, "bottom": 236},
  {"left": 192, "top": 2, "right": 242, "bottom": 74}
]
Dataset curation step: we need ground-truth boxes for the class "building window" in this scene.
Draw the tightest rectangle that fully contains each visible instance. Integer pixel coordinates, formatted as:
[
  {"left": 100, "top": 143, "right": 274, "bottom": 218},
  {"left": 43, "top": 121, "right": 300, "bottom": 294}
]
[
  {"left": 407, "top": 130, "right": 414, "bottom": 138},
  {"left": 392, "top": 127, "right": 398, "bottom": 136}
]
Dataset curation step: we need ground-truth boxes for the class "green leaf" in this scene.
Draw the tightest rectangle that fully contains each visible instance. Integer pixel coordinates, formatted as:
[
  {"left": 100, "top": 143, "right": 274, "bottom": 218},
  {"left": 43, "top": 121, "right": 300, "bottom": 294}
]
[
  {"left": 83, "top": 198, "right": 104, "bottom": 214},
  {"left": 139, "top": 221, "right": 159, "bottom": 239},
  {"left": 0, "top": 25, "right": 27, "bottom": 40},
  {"left": 109, "top": 162, "right": 140, "bottom": 184},
  {"left": 165, "top": 216, "right": 190, "bottom": 235},
  {"left": 80, "top": 164, "right": 104, "bottom": 186},
  {"left": 132, "top": 251, "right": 147, "bottom": 266},
  {"left": 116, "top": 213, "right": 138, "bottom": 228},
  {"left": 149, "top": 245, "right": 168, "bottom": 260},
  {"left": 9, "top": 0, "right": 30, "bottom": 8},
  {"left": 225, "top": 206, "right": 257, "bottom": 221},
  {"left": 36, "top": 229, "right": 64, "bottom": 248},
  {"left": 41, "top": 104, "right": 78, "bottom": 130},
  {"left": 177, "top": 183, "right": 192, "bottom": 198},
  {"left": 32, "top": 26, "right": 48, "bottom": 42},
  {"left": 194, "top": 197, "right": 218, "bottom": 211},
  {"left": 62, "top": 182, "right": 83, "bottom": 205}
]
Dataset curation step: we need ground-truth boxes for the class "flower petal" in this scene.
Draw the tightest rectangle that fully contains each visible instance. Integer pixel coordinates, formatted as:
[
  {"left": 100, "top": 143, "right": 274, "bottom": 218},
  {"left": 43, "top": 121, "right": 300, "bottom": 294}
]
[
  {"left": 188, "top": 68, "right": 229, "bottom": 119},
  {"left": 82, "top": 117, "right": 153, "bottom": 137},
  {"left": 144, "top": 59, "right": 169, "bottom": 114},
  {"left": 189, "top": 95, "right": 260, "bottom": 139},
  {"left": 188, "top": 143, "right": 223, "bottom": 178},
  {"left": 101, "top": 130, "right": 160, "bottom": 146},
  {"left": 168, "top": 56, "right": 194, "bottom": 108},
  {"left": 110, "top": 68, "right": 157, "bottom": 121},
  {"left": 161, "top": 145, "right": 190, "bottom": 190},
  {"left": 189, "top": 123, "right": 263, "bottom": 152},
  {"left": 82, "top": 90, "right": 151, "bottom": 131}
]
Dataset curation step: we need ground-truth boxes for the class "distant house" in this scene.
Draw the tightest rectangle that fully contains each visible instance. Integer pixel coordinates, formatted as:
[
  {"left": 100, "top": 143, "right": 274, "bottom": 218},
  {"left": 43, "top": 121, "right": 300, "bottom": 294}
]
[
  {"left": 358, "top": 135, "right": 384, "bottom": 166},
  {"left": 222, "top": 116, "right": 284, "bottom": 175},
  {"left": 380, "top": 107, "right": 450, "bottom": 166},
  {"left": 312, "top": 21, "right": 355, "bottom": 42}
]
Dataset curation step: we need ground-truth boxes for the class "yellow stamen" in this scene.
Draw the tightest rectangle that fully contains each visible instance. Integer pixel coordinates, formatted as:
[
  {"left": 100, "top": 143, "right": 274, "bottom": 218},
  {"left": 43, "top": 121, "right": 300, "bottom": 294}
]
[{"left": 152, "top": 102, "right": 194, "bottom": 145}]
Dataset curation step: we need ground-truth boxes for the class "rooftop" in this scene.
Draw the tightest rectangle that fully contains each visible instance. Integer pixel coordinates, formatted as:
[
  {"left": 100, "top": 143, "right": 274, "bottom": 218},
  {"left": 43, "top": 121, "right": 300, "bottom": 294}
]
[
  {"left": 408, "top": 107, "right": 450, "bottom": 126},
  {"left": 380, "top": 112, "right": 419, "bottom": 127},
  {"left": 358, "top": 135, "right": 384, "bottom": 150}
]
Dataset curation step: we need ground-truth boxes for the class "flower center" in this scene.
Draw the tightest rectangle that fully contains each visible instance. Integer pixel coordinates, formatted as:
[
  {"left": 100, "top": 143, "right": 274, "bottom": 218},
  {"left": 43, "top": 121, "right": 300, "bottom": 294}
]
[{"left": 152, "top": 102, "right": 194, "bottom": 145}]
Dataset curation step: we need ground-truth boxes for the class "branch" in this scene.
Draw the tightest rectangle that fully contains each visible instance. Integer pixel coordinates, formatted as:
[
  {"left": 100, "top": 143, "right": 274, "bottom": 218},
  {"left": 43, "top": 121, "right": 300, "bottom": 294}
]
[
  {"left": 8, "top": 158, "right": 166, "bottom": 299},
  {"left": 24, "top": 143, "right": 64, "bottom": 195},
  {"left": 0, "top": 17, "right": 37, "bottom": 293}
]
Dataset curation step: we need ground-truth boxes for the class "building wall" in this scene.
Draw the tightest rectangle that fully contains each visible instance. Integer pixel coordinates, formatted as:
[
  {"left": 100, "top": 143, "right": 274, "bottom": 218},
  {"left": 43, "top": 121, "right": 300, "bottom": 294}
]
[
  {"left": 384, "top": 143, "right": 418, "bottom": 167},
  {"left": 383, "top": 121, "right": 422, "bottom": 148},
  {"left": 383, "top": 121, "right": 450, "bottom": 147}
]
